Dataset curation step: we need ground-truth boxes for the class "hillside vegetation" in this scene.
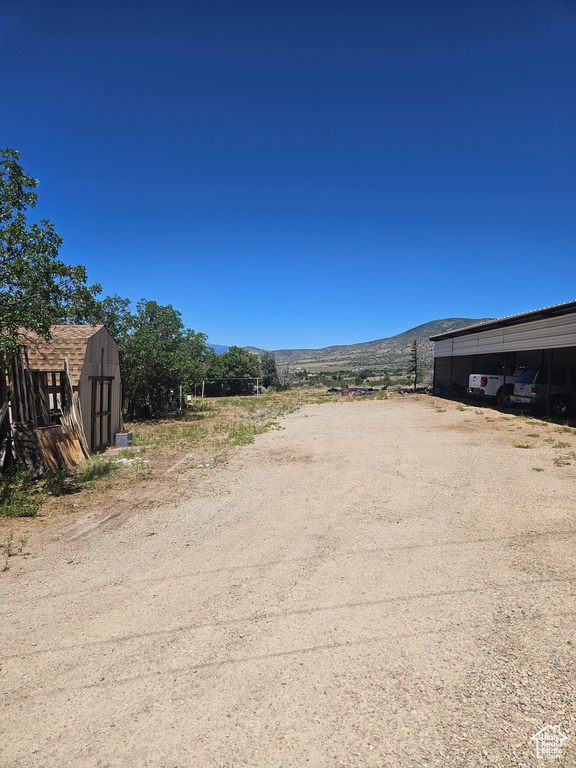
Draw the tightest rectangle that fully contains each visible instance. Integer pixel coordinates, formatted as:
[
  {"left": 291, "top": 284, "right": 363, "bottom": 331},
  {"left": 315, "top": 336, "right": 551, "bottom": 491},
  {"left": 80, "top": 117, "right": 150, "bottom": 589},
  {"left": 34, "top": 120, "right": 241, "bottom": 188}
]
[{"left": 245, "top": 318, "right": 491, "bottom": 373}]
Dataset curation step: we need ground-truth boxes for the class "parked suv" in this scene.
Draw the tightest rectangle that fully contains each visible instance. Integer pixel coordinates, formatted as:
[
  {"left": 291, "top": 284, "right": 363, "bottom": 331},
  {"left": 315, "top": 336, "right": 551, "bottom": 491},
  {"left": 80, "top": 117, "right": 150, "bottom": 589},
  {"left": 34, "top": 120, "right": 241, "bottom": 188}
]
[{"left": 511, "top": 367, "right": 576, "bottom": 416}]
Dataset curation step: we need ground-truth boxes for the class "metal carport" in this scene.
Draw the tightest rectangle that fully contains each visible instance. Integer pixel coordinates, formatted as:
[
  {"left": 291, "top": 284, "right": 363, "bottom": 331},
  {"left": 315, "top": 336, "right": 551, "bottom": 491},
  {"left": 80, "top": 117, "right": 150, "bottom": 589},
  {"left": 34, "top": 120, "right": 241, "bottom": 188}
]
[{"left": 430, "top": 301, "right": 576, "bottom": 411}]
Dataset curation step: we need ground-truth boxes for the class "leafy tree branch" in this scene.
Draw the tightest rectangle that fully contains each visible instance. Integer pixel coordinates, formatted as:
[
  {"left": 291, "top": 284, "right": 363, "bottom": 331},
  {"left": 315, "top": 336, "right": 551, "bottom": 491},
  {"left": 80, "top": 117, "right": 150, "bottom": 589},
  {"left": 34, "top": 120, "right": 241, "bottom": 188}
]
[{"left": 0, "top": 148, "right": 100, "bottom": 353}]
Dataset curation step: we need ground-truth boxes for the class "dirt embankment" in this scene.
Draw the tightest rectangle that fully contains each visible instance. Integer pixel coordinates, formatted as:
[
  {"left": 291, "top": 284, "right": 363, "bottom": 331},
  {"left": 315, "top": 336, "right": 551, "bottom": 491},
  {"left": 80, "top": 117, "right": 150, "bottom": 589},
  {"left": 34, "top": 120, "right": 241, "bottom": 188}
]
[{"left": 1, "top": 396, "right": 576, "bottom": 767}]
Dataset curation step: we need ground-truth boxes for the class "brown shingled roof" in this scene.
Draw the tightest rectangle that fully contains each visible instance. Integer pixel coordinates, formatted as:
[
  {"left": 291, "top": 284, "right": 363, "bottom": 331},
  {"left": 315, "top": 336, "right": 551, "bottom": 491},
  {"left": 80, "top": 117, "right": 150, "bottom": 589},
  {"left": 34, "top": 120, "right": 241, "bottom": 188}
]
[{"left": 19, "top": 325, "right": 104, "bottom": 387}]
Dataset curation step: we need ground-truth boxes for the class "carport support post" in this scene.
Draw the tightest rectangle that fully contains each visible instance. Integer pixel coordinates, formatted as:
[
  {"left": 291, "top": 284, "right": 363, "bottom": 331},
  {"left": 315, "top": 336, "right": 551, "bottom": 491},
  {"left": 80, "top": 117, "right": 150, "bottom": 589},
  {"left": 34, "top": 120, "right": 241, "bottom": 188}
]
[
  {"left": 502, "top": 352, "right": 508, "bottom": 407},
  {"left": 546, "top": 348, "right": 554, "bottom": 418}
]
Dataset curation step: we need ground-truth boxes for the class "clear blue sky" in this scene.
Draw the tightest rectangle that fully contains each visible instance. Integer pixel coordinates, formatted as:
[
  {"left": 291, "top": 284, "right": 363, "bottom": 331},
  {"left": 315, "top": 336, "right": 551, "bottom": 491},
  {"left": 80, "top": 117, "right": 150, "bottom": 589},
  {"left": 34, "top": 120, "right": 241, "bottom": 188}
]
[{"left": 2, "top": 0, "right": 575, "bottom": 349}]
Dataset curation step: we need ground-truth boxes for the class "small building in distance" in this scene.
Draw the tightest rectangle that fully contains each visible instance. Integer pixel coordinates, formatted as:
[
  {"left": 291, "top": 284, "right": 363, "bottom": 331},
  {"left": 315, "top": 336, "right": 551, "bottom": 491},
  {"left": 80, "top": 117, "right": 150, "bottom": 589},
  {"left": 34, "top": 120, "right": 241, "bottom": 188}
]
[{"left": 22, "top": 325, "right": 121, "bottom": 453}]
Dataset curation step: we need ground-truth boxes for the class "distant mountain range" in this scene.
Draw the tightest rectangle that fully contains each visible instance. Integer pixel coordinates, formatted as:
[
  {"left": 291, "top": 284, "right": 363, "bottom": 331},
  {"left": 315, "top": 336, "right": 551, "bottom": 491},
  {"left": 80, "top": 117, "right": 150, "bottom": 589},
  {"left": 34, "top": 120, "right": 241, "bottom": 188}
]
[
  {"left": 207, "top": 343, "right": 229, "bottom": 354},
  {"left": 243, "top": 318, "right": 491, "bottom": 372}
]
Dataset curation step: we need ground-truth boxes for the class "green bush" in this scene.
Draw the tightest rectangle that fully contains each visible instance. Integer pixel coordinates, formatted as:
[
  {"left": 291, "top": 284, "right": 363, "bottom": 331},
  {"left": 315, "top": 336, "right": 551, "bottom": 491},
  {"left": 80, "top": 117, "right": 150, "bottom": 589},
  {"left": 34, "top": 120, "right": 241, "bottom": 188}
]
[
  {"left": 0, "top": 469, "right": 39, "bottom": 517},
  {"left": 79, "top": 460, "right": 122, "bottom": 483},
  {"left": 43, "top": 466, "right": 76, "bottom": 496}
]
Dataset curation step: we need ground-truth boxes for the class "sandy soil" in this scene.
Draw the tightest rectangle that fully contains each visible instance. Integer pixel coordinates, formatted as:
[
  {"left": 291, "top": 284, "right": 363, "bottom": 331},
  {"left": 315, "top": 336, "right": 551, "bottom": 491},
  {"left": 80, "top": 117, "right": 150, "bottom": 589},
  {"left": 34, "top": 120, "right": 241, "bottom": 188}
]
[{"left": 1, "top": 396, "right": 576, "bottom": 767}]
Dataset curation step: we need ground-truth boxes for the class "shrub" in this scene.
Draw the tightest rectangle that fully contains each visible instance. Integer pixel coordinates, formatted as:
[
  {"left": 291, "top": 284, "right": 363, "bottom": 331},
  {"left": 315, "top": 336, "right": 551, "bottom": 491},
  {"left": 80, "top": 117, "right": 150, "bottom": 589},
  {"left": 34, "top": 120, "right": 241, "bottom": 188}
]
[
  {"left": 79, "top": 460, "right": 122, "bottom": 483},
  {"left": 43, "top": 467, "right": 76, "bottom": 496},
  {"left": 0, "top": 469, "right": 39, "bottom": 517}
]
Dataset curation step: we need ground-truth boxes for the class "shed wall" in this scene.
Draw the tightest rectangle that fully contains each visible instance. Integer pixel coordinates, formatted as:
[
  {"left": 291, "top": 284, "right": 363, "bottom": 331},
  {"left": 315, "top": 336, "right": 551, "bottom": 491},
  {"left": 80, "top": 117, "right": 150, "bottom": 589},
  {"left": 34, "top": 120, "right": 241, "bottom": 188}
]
[{"left": 78, "top": 327, "right": 121, "bottom": 451}]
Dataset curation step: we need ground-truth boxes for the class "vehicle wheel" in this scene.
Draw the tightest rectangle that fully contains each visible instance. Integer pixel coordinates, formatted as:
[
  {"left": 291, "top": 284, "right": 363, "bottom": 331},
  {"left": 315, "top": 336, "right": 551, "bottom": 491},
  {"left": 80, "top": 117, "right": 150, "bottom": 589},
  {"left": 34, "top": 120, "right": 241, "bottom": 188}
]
[
  {"left": 495, "top": 387, "right": 512, "bottom": 407},
  {"left": 551, "top": 397, "right": 570, "bottom": 417}
]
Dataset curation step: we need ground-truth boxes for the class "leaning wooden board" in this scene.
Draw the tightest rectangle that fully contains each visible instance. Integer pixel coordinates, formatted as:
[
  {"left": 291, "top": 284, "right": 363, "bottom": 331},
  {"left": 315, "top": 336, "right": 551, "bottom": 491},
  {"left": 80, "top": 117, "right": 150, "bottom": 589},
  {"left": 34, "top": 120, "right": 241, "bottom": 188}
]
[{"left": 36, "top": 424, "right": 87, "bottom": 470}]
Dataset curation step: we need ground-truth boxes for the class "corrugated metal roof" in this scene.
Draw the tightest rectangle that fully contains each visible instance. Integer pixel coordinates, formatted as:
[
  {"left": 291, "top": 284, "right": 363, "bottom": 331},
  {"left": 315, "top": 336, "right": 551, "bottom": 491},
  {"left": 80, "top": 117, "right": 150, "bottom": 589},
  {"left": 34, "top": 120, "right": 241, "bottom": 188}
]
[
  {"left": 19, "top": 325, "right": 104, "bottom": 386},
  {"left": 430, "top": 300, "right": 576, "bottom": 341}
]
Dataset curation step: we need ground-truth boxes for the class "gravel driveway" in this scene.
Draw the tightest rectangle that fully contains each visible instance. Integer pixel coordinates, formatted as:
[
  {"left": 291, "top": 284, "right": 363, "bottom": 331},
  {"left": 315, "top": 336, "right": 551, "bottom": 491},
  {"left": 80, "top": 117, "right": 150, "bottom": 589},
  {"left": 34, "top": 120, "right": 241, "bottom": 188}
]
[{"left": 1, "top": 397, "right": 575, "bottom": 767}]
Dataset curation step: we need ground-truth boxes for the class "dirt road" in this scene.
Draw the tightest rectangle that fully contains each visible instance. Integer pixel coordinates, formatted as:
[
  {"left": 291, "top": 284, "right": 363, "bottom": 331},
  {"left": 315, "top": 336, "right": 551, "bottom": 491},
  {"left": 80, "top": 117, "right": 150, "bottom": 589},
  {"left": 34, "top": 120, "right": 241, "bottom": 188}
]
[{"left": 2, "top": 397, "right": 576, "bottom": 767}]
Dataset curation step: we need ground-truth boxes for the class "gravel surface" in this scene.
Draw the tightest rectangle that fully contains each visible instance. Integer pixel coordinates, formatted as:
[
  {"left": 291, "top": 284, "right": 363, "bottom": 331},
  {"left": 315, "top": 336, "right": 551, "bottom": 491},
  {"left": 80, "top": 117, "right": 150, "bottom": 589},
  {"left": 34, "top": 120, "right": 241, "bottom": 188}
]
[{"left": 1, "top": 396, "right": 576, "bottom": 767}]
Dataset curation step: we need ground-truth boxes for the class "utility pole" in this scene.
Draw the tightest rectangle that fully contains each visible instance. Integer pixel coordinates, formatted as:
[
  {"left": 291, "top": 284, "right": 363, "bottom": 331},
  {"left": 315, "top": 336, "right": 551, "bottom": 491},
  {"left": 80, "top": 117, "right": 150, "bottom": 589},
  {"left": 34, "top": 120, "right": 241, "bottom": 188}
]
[{"left": 410, "top": 339, "right": 418, "bottom": 391}]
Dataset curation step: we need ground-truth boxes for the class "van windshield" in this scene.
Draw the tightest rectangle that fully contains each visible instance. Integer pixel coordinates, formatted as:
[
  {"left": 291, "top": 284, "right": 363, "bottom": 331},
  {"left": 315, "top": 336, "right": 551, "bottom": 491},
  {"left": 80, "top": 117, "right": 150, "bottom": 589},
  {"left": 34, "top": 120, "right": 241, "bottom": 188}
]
[{"left": 515, "top": 368, "right": 539, "bottom": 384}]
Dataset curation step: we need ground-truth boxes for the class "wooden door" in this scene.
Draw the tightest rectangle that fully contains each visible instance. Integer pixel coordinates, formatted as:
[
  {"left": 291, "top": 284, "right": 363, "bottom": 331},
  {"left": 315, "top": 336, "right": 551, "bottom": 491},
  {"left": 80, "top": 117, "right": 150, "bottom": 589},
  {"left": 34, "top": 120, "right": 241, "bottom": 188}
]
[{"left": 91, "top": 378, "right": 112, "bottom": 452}]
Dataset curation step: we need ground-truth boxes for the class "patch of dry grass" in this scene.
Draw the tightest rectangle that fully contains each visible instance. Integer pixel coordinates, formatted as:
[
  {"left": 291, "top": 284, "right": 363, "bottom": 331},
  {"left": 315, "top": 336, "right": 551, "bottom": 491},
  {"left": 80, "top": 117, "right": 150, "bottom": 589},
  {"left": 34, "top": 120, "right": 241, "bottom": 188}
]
[{"left": 126, "top": 390, "right": 338, "bottom": 466}]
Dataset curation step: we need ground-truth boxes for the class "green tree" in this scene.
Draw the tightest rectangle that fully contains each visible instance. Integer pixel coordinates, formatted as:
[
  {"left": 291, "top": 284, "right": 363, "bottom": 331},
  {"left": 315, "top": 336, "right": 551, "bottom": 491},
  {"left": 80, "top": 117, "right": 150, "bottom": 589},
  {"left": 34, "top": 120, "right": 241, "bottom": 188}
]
[
  {"left": 0, "top": 149, "right": 100, "bottom": 352},
  {"left": 181, "top": 328, "right": 210, "bottom": 392},
  {"left": 121, "top": 300, "right": 208, "bottom": 416},
  {"left": 260, "top": 352, "right": 280, "bottom": 389},
  {"left": 90, "top": 294, "right": 134, "bottom": 342},
  {"left": 206, "top": 346, "right": 261, "bottom": 396}
]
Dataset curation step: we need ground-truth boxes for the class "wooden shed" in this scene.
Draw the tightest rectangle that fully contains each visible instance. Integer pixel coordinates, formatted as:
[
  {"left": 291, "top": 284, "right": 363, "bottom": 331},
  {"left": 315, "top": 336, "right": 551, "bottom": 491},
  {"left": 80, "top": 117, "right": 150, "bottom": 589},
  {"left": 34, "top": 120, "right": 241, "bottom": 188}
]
[{"left": 21, "top": 325, "right": 122, "bottom": 453}]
